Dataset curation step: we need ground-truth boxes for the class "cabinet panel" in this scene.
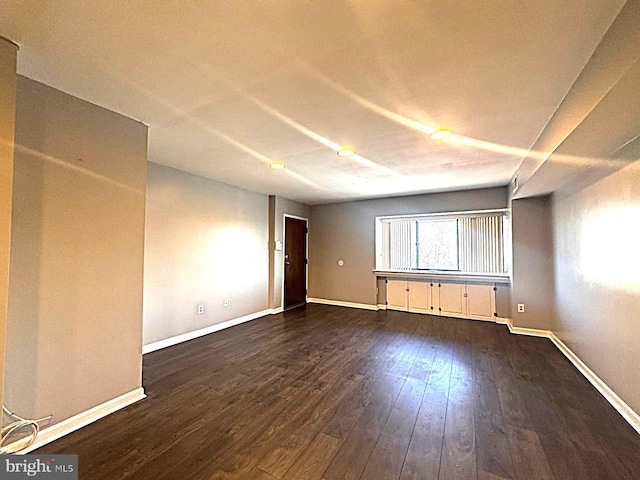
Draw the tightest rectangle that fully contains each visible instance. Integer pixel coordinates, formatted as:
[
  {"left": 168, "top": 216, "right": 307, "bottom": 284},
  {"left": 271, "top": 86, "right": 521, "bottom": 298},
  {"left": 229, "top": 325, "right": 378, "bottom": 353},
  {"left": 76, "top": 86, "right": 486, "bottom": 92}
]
[
  {"left": 466, "top": 284, "right": 495, "bottom": 321},
  {"left": 439, "top": 282, "right": 465, "bottom": 317},
  {"left": 387, "top": 279, "right": 408, "bottom": 311},
  {"left": 384, "top": 277, "right": 497, "bottom": 322},
  {"left": 408, "top": 281, "right": 431, "bottom": 314}
]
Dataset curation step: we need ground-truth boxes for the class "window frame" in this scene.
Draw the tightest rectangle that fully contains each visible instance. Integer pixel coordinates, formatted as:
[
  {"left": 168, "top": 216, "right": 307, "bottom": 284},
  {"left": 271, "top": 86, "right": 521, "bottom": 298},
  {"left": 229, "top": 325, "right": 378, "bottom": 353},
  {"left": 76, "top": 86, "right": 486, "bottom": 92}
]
[{"left": 374, "top": 208, "right": 511, "bottom": 279}]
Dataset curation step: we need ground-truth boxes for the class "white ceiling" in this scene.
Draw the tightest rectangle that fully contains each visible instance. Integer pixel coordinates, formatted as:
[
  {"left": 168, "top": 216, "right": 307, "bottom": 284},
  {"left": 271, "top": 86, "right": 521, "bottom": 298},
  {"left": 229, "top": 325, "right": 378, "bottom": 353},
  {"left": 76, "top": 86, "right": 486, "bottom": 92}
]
[{"left": 0, "top": 0, "right": 634, "bottom": 204}]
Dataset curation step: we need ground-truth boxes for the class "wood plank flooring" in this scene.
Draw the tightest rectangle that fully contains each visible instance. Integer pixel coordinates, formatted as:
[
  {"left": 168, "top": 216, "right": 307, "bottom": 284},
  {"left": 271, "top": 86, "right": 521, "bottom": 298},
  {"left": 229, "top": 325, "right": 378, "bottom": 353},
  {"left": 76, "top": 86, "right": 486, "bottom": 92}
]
[{"left": 36, "top": 304, "right": 640, "bottom": 479}]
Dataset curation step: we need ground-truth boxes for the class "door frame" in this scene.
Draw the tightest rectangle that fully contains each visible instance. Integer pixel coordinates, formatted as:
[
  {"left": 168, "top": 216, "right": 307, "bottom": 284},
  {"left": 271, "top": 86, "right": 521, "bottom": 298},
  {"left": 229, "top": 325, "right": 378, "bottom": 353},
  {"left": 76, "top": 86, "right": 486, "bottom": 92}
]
[{"left": 281, "top": 214, "right": 309, "bottom": 310}]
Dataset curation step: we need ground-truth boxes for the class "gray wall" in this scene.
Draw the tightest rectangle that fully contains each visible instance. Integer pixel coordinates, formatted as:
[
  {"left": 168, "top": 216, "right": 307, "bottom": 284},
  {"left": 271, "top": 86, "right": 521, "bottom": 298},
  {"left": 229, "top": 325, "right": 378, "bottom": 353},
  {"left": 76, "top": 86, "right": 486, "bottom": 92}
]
[
  {"left": 5, "top": 77, "right": 147, "bottom": 422},
  {"left": 0, "top": 37, "right": 17, "bottom": 413},
  {"left": 309, "top": 187, "right": 508, "bottom": 306},
  {"left": 552, "top": 160, "right": 640, "bottom": 415},
  {"left": 495, "top": 286, "right": 511, "bottom": 319},
  {"left": 143, "top": 163, "right": 269, "bottom": 345},
  {"left": 268, "top": 196, "right": 311, "bottom": 310},
  {"left": 511, "top": 196, "right": 555, "bottom": 329}
]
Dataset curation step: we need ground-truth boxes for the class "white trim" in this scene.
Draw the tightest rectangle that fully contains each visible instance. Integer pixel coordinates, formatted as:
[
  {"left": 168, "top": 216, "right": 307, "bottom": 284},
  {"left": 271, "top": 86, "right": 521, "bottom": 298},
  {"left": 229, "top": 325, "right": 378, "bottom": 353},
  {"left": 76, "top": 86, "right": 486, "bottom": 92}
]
[
  {"left": 494, "top": 317, "right": 552, "bottom": 337},
  {"left": 387, "top": 306, "right": 407, "bottom": 312},
  {"left": 7, "top": 388, "right": 146, "bottom": 454},
  {"left": 408, "top": 307, "right": 432, "bottom": 315},
  {"left": 307, "top": 297, "right": 379, "bottom": 311},
  {"left": 373, "top": 270, "right": 511, "bottom": 285},
  {"left": 549, "top": 333, "right": 640, "bottom": 435},
  {"left": 466, "top": 314, "right": 496, "bottom": 323},
  {"left": 375, "top": 209, "right": 509, "bottom": 274},
  {"left": 282, "top": 214, "right": 309, "bottom": 311},
  {"left": 143, "top": 309, "right": 271, "bottom": 354},
  {"left": 282, "top": 213, "right": 308, "bottom": 222},
  {"left": 497, "top": 317, "right": 640, "bottom": 434},
  {"left": 377, "top": 304, "right": 387, "bottom": 310},
  {"left": 510, "top": 323, "right": 552, "bottom": 337},
  {"left": 7, "top": 307, "right": 284, "bottom": 453},
  {"left": 307, "top": 302, "right": 640, "bottom": 435},
  {"left": 510, "top": 326, "right": 552, "bottom": 337},
  {"left": 375, "top": 208, "right": 509, "bottom": 222}
]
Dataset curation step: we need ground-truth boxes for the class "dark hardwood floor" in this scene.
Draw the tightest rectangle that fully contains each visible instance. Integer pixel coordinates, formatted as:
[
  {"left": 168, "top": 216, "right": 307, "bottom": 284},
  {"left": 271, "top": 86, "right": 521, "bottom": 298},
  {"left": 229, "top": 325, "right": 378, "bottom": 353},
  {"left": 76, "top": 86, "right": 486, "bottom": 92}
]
[{"left": 37, "top": 304, "right": 640, "bottom": 479}]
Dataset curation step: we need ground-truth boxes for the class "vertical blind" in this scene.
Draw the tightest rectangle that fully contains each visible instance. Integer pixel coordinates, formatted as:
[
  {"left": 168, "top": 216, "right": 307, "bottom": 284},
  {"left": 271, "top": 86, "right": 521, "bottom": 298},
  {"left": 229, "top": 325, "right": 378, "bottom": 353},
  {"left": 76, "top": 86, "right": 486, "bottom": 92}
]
[
  {"left": 458, "top": 215, "right": 504, "bottom": 273},
  {"left": 389, "top": 221, "right": 415, "bottom": 270},
  {"left": 385, "top": 213, "right": 505, "bottom": 273}
]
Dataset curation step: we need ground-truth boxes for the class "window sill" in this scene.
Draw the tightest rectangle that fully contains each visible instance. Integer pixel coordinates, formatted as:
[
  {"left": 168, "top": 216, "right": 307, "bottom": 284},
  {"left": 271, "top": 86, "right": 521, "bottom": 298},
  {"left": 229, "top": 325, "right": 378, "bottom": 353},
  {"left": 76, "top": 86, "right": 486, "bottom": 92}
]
[{"left": 373, "top": 269, "right": 511, "bottom": 285}]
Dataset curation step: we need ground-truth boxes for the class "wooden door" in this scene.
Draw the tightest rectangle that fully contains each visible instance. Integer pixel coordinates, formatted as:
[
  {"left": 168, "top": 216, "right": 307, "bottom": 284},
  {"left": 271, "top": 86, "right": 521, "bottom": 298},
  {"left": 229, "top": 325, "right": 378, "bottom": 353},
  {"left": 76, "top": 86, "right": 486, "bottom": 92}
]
[
  {"left": 439, "top": 282, "right": 465, "bottom": 318},
  {"left": 408, "top": 281, "right": 432, "bottom": 314},
  {"left": 387, "top": 279, "right": 408, "bottom": 311},
  {"left": 466, "top": 283, "right": 496, "bottom": 321},
  {"left": 284, "top": 217, "right": 307, "bottom": 309}
]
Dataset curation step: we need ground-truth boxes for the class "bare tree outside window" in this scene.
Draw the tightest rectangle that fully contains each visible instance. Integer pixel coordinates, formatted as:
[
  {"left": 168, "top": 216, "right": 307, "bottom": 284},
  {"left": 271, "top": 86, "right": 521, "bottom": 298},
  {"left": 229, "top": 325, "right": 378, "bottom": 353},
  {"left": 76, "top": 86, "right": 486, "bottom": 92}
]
[{"left": 417, "top": 219, "right": 459, "bottom": 270}]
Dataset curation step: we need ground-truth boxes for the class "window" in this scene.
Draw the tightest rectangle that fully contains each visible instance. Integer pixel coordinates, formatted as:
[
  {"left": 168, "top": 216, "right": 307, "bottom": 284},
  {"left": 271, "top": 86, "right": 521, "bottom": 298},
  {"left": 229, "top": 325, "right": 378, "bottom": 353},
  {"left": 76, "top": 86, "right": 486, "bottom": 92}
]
[
  {"left": 377, "top": 210, "right": 509, "bottom": 275},
  {"left": 417, "top": 219, "right": 459, "bottom": 270}
]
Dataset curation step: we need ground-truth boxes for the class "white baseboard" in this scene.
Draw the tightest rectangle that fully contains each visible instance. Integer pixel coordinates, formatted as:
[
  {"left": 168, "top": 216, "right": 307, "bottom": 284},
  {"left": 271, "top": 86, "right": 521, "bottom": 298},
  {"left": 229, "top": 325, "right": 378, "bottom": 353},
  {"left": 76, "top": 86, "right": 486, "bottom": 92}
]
[
  {"left": 511, "top": 326, "right": 552, "bottom": 337},
  {"left": 8, "top": 308, "right": 284, "bottom": 453},
  {"left": 143, "top": 309, "right": 273, "bottom": 354},
  {"left": 496, "top": 317, "right": 552, "bottom": 337},
  {"left": 309, "top": 303, "right": 640, "bottom": 435},
  {"left": 497, "top": 317, "right": 640, "bottom": 435},
  {"left": 7, "top": 388, "right": 146, "bottom": 454},
  {"left": 549, "top": 333, "right": 640, "bottom": 435},
  {"left": 307, "top": 297, "right": 379, "bottom": 311},
  {"left": 377, "top": 304, "right": 387, "bottom": 310}
]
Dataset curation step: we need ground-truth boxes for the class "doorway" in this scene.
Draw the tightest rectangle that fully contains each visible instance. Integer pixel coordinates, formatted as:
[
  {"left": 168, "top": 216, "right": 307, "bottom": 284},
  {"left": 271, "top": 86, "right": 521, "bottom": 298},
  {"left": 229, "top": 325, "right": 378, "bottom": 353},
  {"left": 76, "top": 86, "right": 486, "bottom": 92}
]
[{"left": 283, "top": 215, "right": 307, "bottom": 310}]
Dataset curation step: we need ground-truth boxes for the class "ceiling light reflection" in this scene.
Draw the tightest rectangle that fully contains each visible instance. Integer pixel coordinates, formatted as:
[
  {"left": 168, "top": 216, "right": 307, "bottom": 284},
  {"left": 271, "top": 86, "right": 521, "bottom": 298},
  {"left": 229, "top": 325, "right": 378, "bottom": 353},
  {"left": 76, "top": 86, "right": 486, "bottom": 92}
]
[
  {"left": 429, "top": 128, "right": 453, "bottom": 140},
  {"left": 337, "top": 147, "right": 356, "bottom": 157},
  {"left": 237, "top": 91, "right": 399, "bottom": 177}
]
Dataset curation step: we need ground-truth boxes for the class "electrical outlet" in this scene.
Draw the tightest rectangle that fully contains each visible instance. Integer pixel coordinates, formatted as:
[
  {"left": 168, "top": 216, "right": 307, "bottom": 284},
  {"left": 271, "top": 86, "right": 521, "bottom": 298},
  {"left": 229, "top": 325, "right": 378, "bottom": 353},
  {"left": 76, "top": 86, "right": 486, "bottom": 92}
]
[
  {"left": 517, "top": 303, "right": 525, "bottom": 313},
  {"left": 223, "top": 298, "right": 230, "bottom": 308},
  {"left": 197, "top": 304, "right": 205, "bottom": 315}
]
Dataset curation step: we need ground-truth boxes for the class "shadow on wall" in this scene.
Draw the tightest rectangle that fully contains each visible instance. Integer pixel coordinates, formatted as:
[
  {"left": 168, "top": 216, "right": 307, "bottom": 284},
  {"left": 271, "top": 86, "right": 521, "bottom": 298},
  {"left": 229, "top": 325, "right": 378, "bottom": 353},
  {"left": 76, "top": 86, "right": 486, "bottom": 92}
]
[{"left": 5, "top": 144, "right": 45, "bottom": 417}]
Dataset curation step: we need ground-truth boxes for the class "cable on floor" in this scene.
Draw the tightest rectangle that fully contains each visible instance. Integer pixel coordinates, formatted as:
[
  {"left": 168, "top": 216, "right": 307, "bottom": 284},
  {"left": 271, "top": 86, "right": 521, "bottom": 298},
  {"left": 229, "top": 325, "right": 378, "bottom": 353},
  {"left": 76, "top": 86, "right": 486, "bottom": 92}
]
[{"left": 0, "top": 405, "right": 53, "bottom": 454}]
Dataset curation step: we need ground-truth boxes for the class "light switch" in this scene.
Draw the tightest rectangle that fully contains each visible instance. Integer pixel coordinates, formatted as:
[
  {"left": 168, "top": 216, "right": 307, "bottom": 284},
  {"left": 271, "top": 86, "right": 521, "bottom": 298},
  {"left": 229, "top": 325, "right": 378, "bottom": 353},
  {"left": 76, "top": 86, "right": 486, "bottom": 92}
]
[{"left": 275, "top": 240, "right": 283, "bottom": 251}]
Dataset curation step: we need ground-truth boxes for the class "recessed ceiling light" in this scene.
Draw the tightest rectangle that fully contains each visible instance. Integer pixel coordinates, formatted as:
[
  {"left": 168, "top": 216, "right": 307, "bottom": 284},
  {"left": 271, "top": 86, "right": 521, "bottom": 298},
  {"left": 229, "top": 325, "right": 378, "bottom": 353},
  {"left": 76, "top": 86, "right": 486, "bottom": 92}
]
[
  {"left": 337, "top": 147, "right": 355, "bottom": 158},
  {"left": 429, "top": 128, "right": 453, "bottom": 140},
  {"left": 269, "top": 161, "right": 285, "bottom": 170}
]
